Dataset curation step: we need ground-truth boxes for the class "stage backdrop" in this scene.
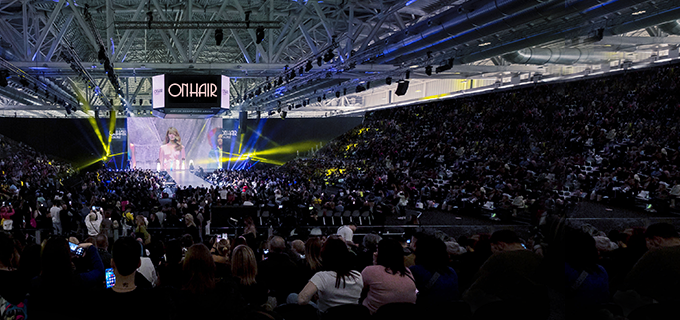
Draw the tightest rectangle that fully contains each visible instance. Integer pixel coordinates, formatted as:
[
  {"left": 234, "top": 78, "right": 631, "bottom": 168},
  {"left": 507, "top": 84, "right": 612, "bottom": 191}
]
[{"left": 127, "top": 117, "right": 222, "bottom": 170}]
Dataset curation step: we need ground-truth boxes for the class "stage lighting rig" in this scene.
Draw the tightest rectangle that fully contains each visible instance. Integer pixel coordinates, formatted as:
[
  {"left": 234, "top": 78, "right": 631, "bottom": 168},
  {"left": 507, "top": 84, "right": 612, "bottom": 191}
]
[{"left": 256, "top": 26, "right": 265, "bottom": 44}]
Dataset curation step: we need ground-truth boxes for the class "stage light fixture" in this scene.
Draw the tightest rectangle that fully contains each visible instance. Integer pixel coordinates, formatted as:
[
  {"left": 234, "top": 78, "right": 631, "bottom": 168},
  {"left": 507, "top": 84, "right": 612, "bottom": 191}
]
[
  {"left": 323, "top": 94, "right": 326, "bottom": 100},
  {"left": 281, "top": 111, "right": 287, "bottom": 119},
  {"left": 288, "top": 105, "right": 292, "bottom": 110},
  {"left": 317, "top": 97, "right": 322, "bottom": 102},
  {"left": 425, "top": 65, "right": 433, "bottom": 76},
  {"left": 366, "top": 82, "right": 370, "bottom": 90},
  {"left": 98, "top": 45, "right": 107, "bottom": 64},
  {"left": 256, "top": 26, "right": 265, "bottom": 44},
  {"left": 317, "top": 56, "right": 323, "bottom": 66},
  {"left": 299, "top": 67, "right": 304, "bottom": 75},
  {"left": 19, "top": 77, "right": 28, "bottom": 87},
  {"left": 406, "top": 70, "right": 410, "bottom": 79},
  {"left": 0, "top": 70, "right": 8, "bottom": 87},
  {"left": 335, "top": 91, "right": 340, "bottom": 98},
  {"left": 356, "top": 85, "right": 366, "bottom": 93},
  {"left": 305, "top": 61, "right": 313, "bottom": 72},
  {"left": 215, "top": 29, "right": 224, "bottom": 46},
  {"left": 146, "top": 10, "right": 153, "bottom": 29},
  {"left": 290, "top": 70, "right": 296, "bottom": 79},
  {"left": 323, "top": 50, "right": 334, "bottom": 62},
  {"left": 343, "top": 88, "right": 347, "bottom": 95},
  {"left": 386, "top": 77, "right": 392, "bottom": 85}
]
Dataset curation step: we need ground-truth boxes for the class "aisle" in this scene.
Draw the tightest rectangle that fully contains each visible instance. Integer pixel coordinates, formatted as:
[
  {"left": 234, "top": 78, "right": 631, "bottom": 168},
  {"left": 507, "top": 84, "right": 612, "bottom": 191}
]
[{"left": 167, "top": 170, "right": 211, "bottom": 188}]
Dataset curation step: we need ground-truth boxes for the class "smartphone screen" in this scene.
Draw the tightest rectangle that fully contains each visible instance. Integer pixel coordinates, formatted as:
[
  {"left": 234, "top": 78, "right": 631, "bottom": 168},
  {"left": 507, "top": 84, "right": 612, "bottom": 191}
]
[
  {"left": 92, "top": 206, "right": 96, "bottom": 210},
  {"left": 69, "top": 242, "right": 85, "bottom": 257},
  {"left": 105, "top": 268, "right": 116, "bottom": 288}
]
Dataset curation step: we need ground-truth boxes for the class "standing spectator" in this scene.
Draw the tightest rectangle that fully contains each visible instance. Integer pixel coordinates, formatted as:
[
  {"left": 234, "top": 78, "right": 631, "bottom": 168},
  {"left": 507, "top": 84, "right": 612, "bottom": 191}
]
[
  {"left": 86, "top": 208, "right": 103, "bottom": 237},
  {"left": 50, "top": 202, "right": 61, "bottom": 235},
  {"left": 336, "top": 223, "right": 357, "bottom": 246},
  {"left": 361, "top": 239, "right": 417, "bottom": 314},
  {"left": 184, "top": 214, "right": 200, "bottom": 244}
]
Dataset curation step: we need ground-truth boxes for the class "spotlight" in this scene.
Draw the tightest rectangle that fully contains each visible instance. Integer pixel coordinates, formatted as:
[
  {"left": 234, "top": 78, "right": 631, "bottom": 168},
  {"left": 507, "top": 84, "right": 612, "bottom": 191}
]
[
  {"left": 288, "top": 105, "right": 292, "bottom": 110},
  {"left": 322, "top": 94, "right": 326, "bottom": 100},
  {"left": 245, "top": 11, "right": 251, "bottom": 28},
  {"left": 335, "top": 91, "right": 340, "bottom": 98},
  {"left": 317, "top": 97, "right": 322, "bottom": 102},
  {"left": 317, "top": 56, "right": 323, "bottom": 66},
  {"left": 386, "top": 77, "right": 392, "bottom": 85},
  {"left": 278, "top": 76, "right": 283, "bottom": 85},
  {"left": 366, "top": 81, "right": 370, "bottom": 90},
  {"left": 19, "top": 77, "right": 29, "bottom": 87},
  {"left": 425, "top": 65, "right": 432, "bottom": 76},
  {"left": 305, "top": 61, "right": 313, "bottom": 72},
  {"left": 290, "top": 70, "right": 295, "bottom": 79},
  {"left": 280, "top": 111, "right": 287, "bottom": 119},
  {"left": 343, "top": 88, "right": 347, "bottom": 95},
  {"left": 299, "top": 67, "right": 304, "bottom": 75},
  {"left": 256, "top": 26, "right": 265, "bottom": 44},
  {"left": 406, "top": 70, "right": 410, "bottom": 79},
  {"left": 215, "top": 29, "right": 224, "bottom": 46},
  {"left": 356, "top": 85, "right": 366, "bottom": 93}
]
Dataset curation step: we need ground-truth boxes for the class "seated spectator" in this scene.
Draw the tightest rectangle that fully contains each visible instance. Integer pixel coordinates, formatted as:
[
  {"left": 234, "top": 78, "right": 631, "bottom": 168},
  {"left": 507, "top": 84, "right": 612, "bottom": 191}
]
[
  {"left": 231, "top": 244, "right": 268, "bottom": 308},
  {"left": 301, "top": 237, "right": 323, "bottom": 283},
  {"left": 409, "top": 236, "right": 460, "bottom": 308},
  {"left": 565, "top": 229, "right": 610, "bottom": 317},
  {"left": 29, "top": 237, "right": 104, "bottom": 320},
  {"left": 293, "top": 237, "right": 363, "bottom": 312},
  {"left": 619, "top": 223, "right": 680, "bottom": 304},
  {"left": 361, "top": 239, "right": 417, "bottom": 314},
  {"left": 0, "top": 233, "right": 27, "bottom": 320},
  {"left": 91, "top": 237, "right": 169, "bottom": 320},
  {"left": 259, "top": 236, "right": 302, "bottom": 304},
  {"left": 336, "top": 223, "right": 357, "bottom": 247},
  {"left": 463, "top": 230, "right": 547, "bottom": 318},
  {"left": 174, "top": 243, "right": 245, "bottom": 319}
]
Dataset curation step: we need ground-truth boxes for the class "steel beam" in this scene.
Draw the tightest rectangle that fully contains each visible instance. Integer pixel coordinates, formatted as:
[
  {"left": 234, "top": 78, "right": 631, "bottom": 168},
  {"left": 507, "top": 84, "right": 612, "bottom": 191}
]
[
  {"left": 32, "top": 0, "right": 65, "bottom": 61},
  {"left": 46, "top": 14, "right": 74, "bottom": 62}
]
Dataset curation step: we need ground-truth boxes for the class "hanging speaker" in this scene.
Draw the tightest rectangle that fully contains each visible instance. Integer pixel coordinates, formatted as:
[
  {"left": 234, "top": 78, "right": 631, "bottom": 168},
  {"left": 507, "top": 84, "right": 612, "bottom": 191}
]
[
  {"left": 395, "top": 80, "right": 409, "bottom": 96},
  {"left": 239, "top": 111, "right": 248, "bottom": 134}
]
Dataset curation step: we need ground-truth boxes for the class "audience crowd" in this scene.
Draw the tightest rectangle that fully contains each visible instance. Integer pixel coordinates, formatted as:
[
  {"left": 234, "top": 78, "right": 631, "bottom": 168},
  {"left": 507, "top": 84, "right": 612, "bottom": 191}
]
[{"left": 3, "top": 61, "right": 680, "bottom": 319}]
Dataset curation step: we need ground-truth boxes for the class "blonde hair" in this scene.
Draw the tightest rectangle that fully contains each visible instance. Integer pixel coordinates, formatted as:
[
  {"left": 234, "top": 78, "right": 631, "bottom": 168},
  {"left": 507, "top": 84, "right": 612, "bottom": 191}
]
[
  {"left": 184, "top": 214, "right": 196, "bottom": 227},
  {"left": 216, "top": 239, "right": 230, "bottom": 257},
  {"left": 165, "top": 127, "right": 183, "bottom": 151},
  {"left": 231, "top": 245, "right": 257, "bottom": 285}
]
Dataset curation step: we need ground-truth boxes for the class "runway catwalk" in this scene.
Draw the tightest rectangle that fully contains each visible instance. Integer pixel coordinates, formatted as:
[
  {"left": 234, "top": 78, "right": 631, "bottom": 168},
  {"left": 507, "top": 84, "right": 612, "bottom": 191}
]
[{"left": 167, "top": 170, "right": 211, "bottom": 188}]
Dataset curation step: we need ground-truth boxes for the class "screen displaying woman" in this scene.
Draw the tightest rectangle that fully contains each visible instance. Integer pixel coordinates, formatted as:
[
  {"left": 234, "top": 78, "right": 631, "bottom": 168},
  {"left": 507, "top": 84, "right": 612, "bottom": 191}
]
[{"left": 159, "top": 127, "right": 186, "bottom": 170}]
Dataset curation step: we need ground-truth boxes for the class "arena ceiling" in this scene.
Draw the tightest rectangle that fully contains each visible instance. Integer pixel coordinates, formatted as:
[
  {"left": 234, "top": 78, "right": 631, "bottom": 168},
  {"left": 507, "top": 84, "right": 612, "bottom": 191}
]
[{"left": 1, "top": 0, "right": 680, "bottom": 118}]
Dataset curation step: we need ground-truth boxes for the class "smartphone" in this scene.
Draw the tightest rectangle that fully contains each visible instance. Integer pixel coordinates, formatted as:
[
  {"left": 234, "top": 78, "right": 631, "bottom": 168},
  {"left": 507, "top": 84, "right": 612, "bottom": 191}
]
[
  {"left": 278, "top": 205, "right": 283, "bottom": 209},
  {"left": 105, "top": 268, "right": 116, "bottom": 288},
  {"left": 69, "top": 242, "right": 85, "bottom": 257},
  {"left": 263, "top": 249, "right": 269, "bottom": 255},
  {"left": 92, "top": 206, "right": 96, "bottom": 210},
  {"left": 406, "top": 239, "right": 411, "bottom": 244}
]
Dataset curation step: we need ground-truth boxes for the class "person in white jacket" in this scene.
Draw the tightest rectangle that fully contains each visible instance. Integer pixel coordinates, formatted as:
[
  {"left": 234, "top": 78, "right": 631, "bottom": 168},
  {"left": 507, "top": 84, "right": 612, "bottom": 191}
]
[{"left": 85, "top": 208, "right": 103, "bottom": 237}]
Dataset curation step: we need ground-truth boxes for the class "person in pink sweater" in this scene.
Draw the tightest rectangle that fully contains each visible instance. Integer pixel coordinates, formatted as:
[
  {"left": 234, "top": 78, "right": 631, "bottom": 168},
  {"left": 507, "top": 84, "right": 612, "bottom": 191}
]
[{"left": 361, "top": 238, "right": 417, "bottom": 314}]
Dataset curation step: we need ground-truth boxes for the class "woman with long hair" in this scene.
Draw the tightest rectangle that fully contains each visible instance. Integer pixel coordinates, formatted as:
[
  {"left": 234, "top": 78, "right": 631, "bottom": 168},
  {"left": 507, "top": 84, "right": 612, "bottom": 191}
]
[
  {"left": 231, "top": 244, "right": 268, "bottom": 307},
  {"left": 175, "top": 243, "right": 245, "bottom": 319},
  {"left": 361, "top": 239, "right": 417, "bottom": 314},
  {"left": 295, "top": 237, "right": 363, "bottom": 312},
  {"left": 182, "top": 243, "right": 216, "bottom": 295},
  {"left": 159, "top": 127, "right": 186, "bottom": 171}
]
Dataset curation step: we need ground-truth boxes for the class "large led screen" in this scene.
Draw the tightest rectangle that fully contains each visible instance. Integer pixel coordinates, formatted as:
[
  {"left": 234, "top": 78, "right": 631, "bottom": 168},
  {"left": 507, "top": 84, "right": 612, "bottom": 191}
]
[{"left": 127, "top": 118, "right": 223, "bottom": 171}]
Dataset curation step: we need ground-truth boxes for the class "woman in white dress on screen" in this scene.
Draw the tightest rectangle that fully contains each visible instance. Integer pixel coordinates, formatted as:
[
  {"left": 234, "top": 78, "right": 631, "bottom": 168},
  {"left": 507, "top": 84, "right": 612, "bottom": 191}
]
[{"left": 159, "top": 127, "right": 185, "bottom": 171}]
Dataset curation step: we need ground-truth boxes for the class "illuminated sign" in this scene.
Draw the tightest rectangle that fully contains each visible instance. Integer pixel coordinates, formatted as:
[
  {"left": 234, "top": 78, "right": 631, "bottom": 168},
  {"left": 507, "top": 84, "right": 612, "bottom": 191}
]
[{"left": 152, "top": 74, "right": 230, "bottom": 110}]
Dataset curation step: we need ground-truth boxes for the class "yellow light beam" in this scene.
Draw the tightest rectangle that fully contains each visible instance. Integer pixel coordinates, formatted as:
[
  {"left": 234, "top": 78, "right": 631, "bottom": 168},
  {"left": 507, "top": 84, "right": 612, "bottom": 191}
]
[{"left": 69, "top": 79, "right": 108, "bottom": 154}]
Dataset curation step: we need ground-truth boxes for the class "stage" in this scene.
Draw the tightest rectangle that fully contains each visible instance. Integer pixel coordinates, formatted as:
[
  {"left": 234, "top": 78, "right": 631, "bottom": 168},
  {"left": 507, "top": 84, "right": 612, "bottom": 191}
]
[{"left": 167, "top": 170, "right": 211, "bottom": 188}]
